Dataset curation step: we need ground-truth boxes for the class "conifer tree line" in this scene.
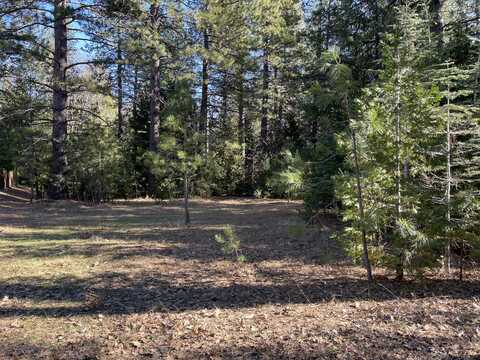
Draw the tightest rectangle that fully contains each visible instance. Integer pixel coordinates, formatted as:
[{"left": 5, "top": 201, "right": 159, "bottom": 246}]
[{"left": 0, "top": 0, "right": 479, "bottom": 278}]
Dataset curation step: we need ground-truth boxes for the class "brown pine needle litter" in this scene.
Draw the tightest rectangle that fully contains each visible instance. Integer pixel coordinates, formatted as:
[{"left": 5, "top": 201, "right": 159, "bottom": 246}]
[{"left": 0, "top": 198, "right": 479, "bottom": 359}]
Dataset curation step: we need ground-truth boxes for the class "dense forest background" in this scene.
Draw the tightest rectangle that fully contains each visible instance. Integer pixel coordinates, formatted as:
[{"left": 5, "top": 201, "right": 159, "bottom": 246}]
[{"left": 1, "top": 0, "right": 480, "bottom": 280}]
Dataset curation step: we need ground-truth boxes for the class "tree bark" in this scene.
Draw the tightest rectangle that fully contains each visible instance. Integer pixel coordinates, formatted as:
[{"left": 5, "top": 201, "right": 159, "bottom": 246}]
[
  {"left": 147, "top": 3, "right": 161, "bottom": 196},
  {"left": 4, "top": 170, "right": 14, "bottom": 189},
  {"left": 372, "top": 0, "right": 381, "bottom": 63},
  {"left": 395, "top": 47, "right": 404, "bottom": 280},
  {"left": 133, "top": 64, "right": 139, "bottom": 120},
  {"left": 324, "top": 0, "right": 332, "bottom": 51},
  {"left": 237, "top": 69, "right": 253, "bottom": 190},
  {"left": 148, "top": 58, "right": 161, "bottom": 195},
  {"left": 200, "top": 30, "right": 209, "bottom": 154},
  {"left": 184, "top": 172, "right": 190, "bottom": 225},
  {"left": 244, "top": 113, "right": 254, "bottom": 192},
  {"left": 431, "top": 0, "right": 444, "bottom": 50},
  {"left": 237, "top": 71, "right": 245, "bottom": 149},
  {"left": 48, "top": 0, "right": 69, "bottom": 200},
  {"left": 260, "top": 48, "right": 269, "bottom": 154},
  {"left": 149, "top": 59, "right": 161, "bottom": 152},
  {"left": 272, "top": 66, "right": 279, "bottom": 153},
  {"left": 117, "top": 37, "right": 124, "bottom": 138},
  {"left": 444, "top": 70, "right": 452, "bottom": 274},
  {"left": 221, "top": 73, "right": 229, "bottom": 133},
  {"left": 352, "top": 128, "right": 373, "bottom": 284}
]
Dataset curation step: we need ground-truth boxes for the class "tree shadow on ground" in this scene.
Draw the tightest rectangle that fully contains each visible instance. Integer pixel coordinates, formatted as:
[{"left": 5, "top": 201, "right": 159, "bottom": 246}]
[
  {"left": 2, "top": 269, "right": 480, "bottom": 318},
  {"left": 0, "top": 198, "right": 311, "bottom": 231},
  {"left": 0, "top": 199, "right": 341, "bottom": 263},
  {"left": 2, "top": 199, "right": 479, "bottom": 321},
  {"left": 0, "top": 227, "right": 339, "bottom": 263}
]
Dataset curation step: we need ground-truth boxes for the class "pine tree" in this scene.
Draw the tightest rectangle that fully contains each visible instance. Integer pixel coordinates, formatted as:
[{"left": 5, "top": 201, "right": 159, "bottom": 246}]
[
  {"left": 0, "top": 0, "right": 134, "bottom": 199},
  {"left": 426, "top": 60, "right": 480, "bottom": 277},
  {"left": 337, "top": 1, "right": 440, "bottom": 278},
  {"left": 145, "top": 81, "right": 201, "bottom": 224}
]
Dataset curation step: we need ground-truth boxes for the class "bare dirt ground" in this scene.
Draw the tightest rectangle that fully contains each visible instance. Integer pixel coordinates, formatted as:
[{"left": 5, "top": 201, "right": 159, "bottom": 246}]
[{"left": 0, "top": 196, "right": 479, "bottom": 360}]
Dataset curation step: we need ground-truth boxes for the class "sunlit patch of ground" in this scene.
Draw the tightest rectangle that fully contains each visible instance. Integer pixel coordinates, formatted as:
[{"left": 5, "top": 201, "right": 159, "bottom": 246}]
[{"left": 0, "top": 198, "right": 479, "bottom": 359}]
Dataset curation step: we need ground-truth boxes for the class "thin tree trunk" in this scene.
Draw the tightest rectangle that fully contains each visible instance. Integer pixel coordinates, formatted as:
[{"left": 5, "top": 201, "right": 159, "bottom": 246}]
[
  {"left": 352, "top": 128, "right": 373, "bottom": 283},
  {"left": 238, "top": 71, "right": 245, "bottom": 151},
  {"left": 373, "top": 0, "right": 381, "bottom": 63},
  {"left": 184, "top": 173, "right": 190, "bottom": 225},
  {"left": 272, "top": 66, "right": 279, "bottom": 154},
  {"left": 48, "top": 0, "right": 68, "bottom": 200},
  {"left": 148, "top": 58, "right": 161, "bottom": 196},
  {"left": 30, "top": 181, "right": 34, "bottom": 203},
  {"left": 35, "top": 175, "right": 40, "bottom": 199},
  {"left": 30, "top": 132, "right": 36, "bottom": 202},
  {"left": 200, "top": 30, "right": 209, "bottom": 154},
  {"left": 260, "top": 48, "right": 269, "bottom": 154},
  {"left": 324, "top": 0, "right": 332, "bottom": 50},
  {"left": 147, "top": 4, "right": 161, "bottom": 196},
  {"left": 444, "top": 69, "right": 452, "bottom": 274},
  {"left": 395, "top": 47, "right": 404, "bottom": 280},
  {"left": 244, "top": 114, "right": 254, "bottom": 191},
  {"left": 237, "top": 69, "right": 253, "bottom": 191},
  {"left": 459, "top": 241, "right": 465, "bottom": 281},
  {"left": 474, "top": 45, "right": 480, "bottom": 106},
  {"left": 133, "top": 64, "right": 139, "bottom": 120},
  {"left": 148, "top": 4, "right": 161, "bottom": 154},
  {"left": 117, "top": 37, "right": 124, "bottom": 138},
  {"left": 221, "top": 73, "right": 229, "bottom": 133},
  {"left": 6, "top": 171, "right": 13, "bottom": 188},
  {"left": 345, "top": 92, "right": 373, "bottom": 283}
]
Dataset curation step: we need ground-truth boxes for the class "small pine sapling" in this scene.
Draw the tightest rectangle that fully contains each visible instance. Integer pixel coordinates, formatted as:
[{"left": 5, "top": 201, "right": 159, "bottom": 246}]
[{"left": 214, "top": 225, "right": 246, "bottom": 262}]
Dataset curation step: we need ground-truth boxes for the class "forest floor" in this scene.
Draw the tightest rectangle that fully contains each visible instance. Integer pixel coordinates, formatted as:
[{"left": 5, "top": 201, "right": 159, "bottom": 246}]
[{"left": 0, "top": 196, "right": 479, "bottom": 360}]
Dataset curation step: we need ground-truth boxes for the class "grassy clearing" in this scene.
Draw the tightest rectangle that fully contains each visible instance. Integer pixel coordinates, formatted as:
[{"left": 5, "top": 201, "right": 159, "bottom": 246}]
[{"left": 0, "top": 199, "right": 479, "bottom": 359}]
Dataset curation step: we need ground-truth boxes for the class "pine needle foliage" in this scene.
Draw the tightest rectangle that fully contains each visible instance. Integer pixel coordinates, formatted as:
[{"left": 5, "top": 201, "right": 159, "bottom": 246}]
[{"left": 214, "top": 225, "right": 246, "bottom": 263}]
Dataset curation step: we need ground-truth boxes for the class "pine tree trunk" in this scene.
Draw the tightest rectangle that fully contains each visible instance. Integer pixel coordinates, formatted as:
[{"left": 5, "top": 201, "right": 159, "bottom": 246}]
[
  {"left": 147, "top": 4, "right": 162, "bottom": 196},
  {"left": 373, "top": 1, "right": 381, "bottom": 63},
  {"left": 184, "top": 172, "right": 190, "bottom": 225},
  {"left": 30, "top": 132, "right": 36, "bottom": 200},
  {"left": 133, "top": 64, "right": 139, "bottom": 120},
  {"left": 148, "top": 58, "right": 161, "bottom": 196},
  {"left": 431, "top": 0, "right": 444, "bottom": 50},
  {"left": 324, "top": 0, "right": 332, "bottom": 50},
  {"left": 221, "top": 73, "right": 229, "bottom": 133},
  {"left": 352, "top": 128, "right": 373, "bottom": 283},
  {"left": 444, "top": 73, "right": 452, "bottom": 274},
  {"left": 6, "top": 170, "right": 14, "bottom": 188},
  {"left": 237, "top": 71, "right": 245, "bottom": 150},
  {"left": 395, "top": 48, "right": 404, "bottom": 280},
  {"left": 1, "top": 170, "right": 14, "bottom": 189},
  {"left": 2, "top": 170, "right": 7, "bottom": 190},
  {"left": 260, "top": 48, "right": 269, "bottom": 154},
  {"left": 200, "top": 30, "right": 209, "bottom": 154},
  {"left": 48, "top": 0, "right": 68, "bottom": 200},
  {"left": 459, "top": 242, "right": 465, "bottom": 281},
  {"left": 474, "top": 50, "right": 480, "bottom": 106},
  {"left": 238, "top": 70, "right": 253, "bottom": 191},
  {"left": 244, "top": 114, "right": 254, "bottom": 192},
  {"left": 117, "top": 37, "right": 124, "bottom": 138},
  {"left": 272, "top": 66, "right": 279, "bottom": 154}
]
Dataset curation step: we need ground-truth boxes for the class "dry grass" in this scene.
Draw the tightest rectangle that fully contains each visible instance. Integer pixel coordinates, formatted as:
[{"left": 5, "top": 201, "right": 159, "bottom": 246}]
[{"left": 0, "top": 198, "right": 479, "bottom": 360}]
